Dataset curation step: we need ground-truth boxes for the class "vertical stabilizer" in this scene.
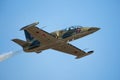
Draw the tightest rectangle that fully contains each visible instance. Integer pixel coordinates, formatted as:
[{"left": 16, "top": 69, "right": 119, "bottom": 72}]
[{"left": 24, "top": 30, "right": 34, "bottom": 42}]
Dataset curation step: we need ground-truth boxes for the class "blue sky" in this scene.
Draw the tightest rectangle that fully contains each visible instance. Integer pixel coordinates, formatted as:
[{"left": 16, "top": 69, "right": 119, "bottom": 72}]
[{"left": 0, "top": 0, "right": 120, "bottom": 80}]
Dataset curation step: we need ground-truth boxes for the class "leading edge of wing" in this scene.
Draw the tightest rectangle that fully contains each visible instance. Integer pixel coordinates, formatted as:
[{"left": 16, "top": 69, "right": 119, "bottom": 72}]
[{"left": 52, "top": 43, "right": 93, "bottom": 59}]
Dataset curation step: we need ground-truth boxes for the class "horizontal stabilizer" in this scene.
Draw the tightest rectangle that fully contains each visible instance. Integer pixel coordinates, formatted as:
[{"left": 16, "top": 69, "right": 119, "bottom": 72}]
[{"left": 12, "top": 39, "right": 29, "bottom": 47}]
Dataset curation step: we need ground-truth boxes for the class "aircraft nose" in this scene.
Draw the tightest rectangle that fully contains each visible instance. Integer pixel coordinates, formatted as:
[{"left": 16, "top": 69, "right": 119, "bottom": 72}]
[
  {"left": 93, "top": 27, "right": 100, "bottom": 31},
  {"left": 88, "top": 27, "right": 100, "bottom": 32}
]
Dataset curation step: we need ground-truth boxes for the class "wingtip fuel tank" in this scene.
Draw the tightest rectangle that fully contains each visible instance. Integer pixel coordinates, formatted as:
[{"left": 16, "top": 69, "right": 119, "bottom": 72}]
[
  {"left": 20, "top": 22, "right": 39, "bottom": 30},
  {"left": 75, "top": 50, "right": 94, "bottom": 59}
]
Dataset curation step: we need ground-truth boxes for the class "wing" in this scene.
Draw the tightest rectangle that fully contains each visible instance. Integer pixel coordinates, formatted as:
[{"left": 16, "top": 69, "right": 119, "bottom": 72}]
[
  {"left": 52, "top": 43, "right": 93, "bottom": 59},
  {"left": 21, "top": 25, "right": 57, "bottom": 45}
]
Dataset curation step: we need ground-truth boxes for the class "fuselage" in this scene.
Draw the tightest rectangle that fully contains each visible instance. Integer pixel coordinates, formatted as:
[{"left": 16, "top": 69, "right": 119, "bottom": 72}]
[{"left": 23, "top": 26, "right": 100, "bottom": 53}]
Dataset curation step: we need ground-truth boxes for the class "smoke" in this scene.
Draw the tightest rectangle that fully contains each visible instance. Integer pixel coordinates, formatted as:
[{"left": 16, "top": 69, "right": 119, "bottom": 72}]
[{"left": 0, "top": 50, "right": 22, "bottom": 62}]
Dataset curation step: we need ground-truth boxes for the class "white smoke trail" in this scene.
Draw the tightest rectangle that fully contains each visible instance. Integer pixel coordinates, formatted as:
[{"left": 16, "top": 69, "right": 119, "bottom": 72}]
[{"left": 0, "top": 50, "right": 22, "bottom": 62}]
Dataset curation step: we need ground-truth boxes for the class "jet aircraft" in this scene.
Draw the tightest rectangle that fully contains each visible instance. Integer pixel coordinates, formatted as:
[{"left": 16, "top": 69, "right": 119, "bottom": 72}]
[{"left": 12, "top": 22, "right": 100, "bottom": 59}]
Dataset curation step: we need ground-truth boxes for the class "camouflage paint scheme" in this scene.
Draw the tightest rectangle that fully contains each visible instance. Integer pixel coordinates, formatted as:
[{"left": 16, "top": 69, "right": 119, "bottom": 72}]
[{"left": 12, "top": 22, "right": 100, "bottom": 59}]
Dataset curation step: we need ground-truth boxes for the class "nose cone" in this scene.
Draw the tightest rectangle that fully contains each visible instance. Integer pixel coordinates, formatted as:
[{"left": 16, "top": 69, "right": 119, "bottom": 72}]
[
  {"left": 92, "top": 27, "right": 100, "bottom": 31},
  {"left": 94, "top": 27, "right": 100, "bottom": 31},
  {"left": 88, "top": 27, "right": 100, "bottom": 32}
]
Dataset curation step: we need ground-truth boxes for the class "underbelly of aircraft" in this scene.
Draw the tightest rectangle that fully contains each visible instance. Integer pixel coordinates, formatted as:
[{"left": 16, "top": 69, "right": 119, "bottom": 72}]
[
  {"left": 24, "top": 30, "right": 95, "bottom": 53},
  {"left": 24, "top": 40, "right": 63, "bottom": 53}
]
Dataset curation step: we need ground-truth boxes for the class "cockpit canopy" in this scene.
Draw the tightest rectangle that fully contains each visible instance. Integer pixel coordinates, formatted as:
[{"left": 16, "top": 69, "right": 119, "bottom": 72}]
[
  {"left": 50, "top": 25, "right": 98, "bottom": 39},
  {"left": 64, "top": 26, "right": 83, "bottom": 31}
]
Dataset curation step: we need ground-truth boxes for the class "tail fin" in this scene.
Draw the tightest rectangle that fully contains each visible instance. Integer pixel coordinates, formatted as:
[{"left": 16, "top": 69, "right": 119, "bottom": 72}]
[
  {"left": 24, "top": 30, "right": 34, "bottom": 42},
  {"left": 12, "top": 39, "right": 29, "bottom": 47}
]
